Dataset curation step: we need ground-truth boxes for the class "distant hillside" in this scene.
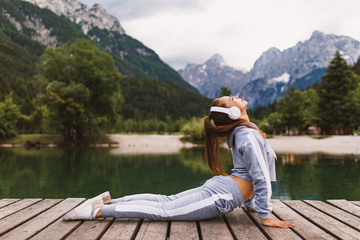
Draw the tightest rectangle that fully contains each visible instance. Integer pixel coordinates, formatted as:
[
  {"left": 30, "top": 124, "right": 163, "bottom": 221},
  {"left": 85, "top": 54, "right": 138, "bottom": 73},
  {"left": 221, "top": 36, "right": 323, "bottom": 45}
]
[
  {"left": 0, "top": 0, "right": 208, "bottom": 122},
  {"left": 0, "top": 0, "right": 198, "bottom": 94},
  {"left": 22, "top": 0, "right": 198, "bottom": 93},
  {"left": 120, "top": 78, "right": 211, "bottom": 121}
]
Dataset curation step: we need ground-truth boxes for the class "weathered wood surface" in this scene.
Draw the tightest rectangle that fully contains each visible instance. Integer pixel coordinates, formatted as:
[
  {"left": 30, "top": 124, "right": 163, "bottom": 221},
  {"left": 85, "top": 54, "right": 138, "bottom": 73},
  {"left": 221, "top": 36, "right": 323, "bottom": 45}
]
[
  {"left": 200, "top": 216, "right": 233, "bottom": 239},
  {"left": 134, "top": 220, "right": 168, "bottom": 240},
  {"left": 169, "top": 221, "right": 199, "bottom": 240},
  {"left": 271, "top": 199, "right": 336, "bottom": 240},
  {"left": 0, "top": 198, "right": 359, "bottom": 240},
  {"left": 327, "top": 199, "right": 360, "bottom": 217},
  {"left": 284, "top": 200, "right": 360, "bottom": 239}
]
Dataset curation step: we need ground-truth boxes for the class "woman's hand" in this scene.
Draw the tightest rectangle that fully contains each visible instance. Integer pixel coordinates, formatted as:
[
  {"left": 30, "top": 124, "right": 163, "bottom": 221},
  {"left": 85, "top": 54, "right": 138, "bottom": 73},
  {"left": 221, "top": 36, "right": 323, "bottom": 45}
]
[{"left": 260, "top": 218, "right": 295, "bottom": 229}]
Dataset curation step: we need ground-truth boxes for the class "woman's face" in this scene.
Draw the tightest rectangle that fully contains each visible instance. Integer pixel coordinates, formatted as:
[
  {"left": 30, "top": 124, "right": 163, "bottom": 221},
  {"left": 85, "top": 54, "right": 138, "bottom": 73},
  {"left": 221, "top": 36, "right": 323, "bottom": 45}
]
[{"left": 219, "top": 96, "right": 248, "bottom": 112}]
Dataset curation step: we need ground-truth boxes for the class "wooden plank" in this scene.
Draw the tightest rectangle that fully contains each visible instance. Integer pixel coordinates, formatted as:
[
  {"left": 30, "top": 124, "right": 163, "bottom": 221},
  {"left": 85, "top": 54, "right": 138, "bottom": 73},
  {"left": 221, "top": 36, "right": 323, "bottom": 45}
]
[
  {"left": 271, "top": 199, "right": 335, "bottom": 240},
  {"left": 248, "top": 211, "right": 300, "bottom": 240},
  {"left": 30, "top": 198, "right": 85, "bottom": 240},
  {"left": 305, "top": 200, "right": 360, "bottom": 231},
  {"left": 200, "top": 216, "right": 233, "bottom": 240},
  {"left": 351, "top": 201, "right": 360, "bottom": 207},
  {"left": 134, "top": 220, "right": 168, "bottom": 240},
  {"left": 0, "top": 199, "right": 20, "bottom": 209},
  {"left": 224, "top": 208, "right": 267, "bottom": 240},
  {"left": 66, "top": 218, "right": 114, "bottom": 240},
  {"left": 284, "top": 200, "right": 360, "bottom": 240},
  {"left": 30, "top": 218, "right": 82, "bottom": 240},
  {"left": 169, "top": 221, "right": 199, "bottom": 240},
  {"left": 100, "top": 219, "right": 140, "bottom": 240},
  {"left": 0, "top": 199, "right": 61, "bottom": 236},
  {"left": 0, "top": 199, "right": 42, "bottom": 220},
  {"left": 1, "top": 198, "right": 84, "bottom": 240},
  {"left": 327, "top": 199, "right": 360, "bottom": 217}
]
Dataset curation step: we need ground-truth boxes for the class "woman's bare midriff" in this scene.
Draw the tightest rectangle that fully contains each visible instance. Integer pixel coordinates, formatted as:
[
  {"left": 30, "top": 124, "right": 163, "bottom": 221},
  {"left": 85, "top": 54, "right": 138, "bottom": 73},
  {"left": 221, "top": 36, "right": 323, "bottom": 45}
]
[{"left": 230, "top": 175, "right": 254, "bottom": 201}]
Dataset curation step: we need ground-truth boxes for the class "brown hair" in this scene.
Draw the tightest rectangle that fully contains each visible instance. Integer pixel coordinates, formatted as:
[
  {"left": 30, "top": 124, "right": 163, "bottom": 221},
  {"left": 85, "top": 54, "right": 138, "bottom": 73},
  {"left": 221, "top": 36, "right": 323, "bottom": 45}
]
[{"left": 204, "top": 98, "right": 265, "bottom": 176}]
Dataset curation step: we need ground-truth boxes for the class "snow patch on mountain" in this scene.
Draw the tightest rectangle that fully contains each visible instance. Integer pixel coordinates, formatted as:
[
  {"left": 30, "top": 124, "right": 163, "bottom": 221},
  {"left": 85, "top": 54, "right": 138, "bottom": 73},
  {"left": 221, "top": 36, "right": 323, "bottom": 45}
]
[{"left": 270, "top": 72, "right": 290, "bottom": 84}]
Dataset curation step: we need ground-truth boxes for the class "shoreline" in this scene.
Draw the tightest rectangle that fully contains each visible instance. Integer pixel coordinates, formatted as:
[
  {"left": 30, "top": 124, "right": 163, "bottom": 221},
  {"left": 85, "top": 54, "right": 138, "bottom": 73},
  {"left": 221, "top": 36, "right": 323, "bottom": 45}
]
[
  {"left": 1, "top": 134, "right": 360, "bottom": 155},
  {"left": 108, "top": 134, "right": 197, "bottom": 154},
  {"left": 266, "top": 135, "right": 360, "bottom": 155},
  {"left": 108, "top": 134, "right": 360, "bottom": 155}
]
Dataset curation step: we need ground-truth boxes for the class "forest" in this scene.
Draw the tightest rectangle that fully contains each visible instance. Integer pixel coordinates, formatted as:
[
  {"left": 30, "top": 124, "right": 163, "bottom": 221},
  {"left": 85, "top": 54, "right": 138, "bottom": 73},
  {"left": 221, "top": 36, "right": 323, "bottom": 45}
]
[{"left": 0, "top": 39, "right": 210, "bottom": 141}]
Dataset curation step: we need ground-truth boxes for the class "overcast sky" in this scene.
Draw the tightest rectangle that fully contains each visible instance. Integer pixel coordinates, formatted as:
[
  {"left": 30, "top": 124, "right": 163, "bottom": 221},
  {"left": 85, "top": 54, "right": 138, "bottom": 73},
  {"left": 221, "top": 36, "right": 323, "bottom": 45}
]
[{"left": 81, "top": 0, "right": 360, "bottom": 71}]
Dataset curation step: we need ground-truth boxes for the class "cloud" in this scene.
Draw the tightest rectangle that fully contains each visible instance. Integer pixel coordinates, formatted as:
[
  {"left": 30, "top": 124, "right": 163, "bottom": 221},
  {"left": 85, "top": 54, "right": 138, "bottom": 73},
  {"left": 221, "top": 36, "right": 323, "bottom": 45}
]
[
  {"left": 83, "top": 0, "right": 208, "bottom": 20},
  {"left": 81, "top": 0, "right": 360, "bottom": 70}
]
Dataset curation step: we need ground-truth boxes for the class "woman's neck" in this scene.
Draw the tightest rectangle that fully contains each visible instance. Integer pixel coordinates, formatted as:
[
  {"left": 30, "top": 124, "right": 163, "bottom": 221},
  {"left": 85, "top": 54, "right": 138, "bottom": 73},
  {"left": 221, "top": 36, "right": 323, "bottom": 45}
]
[{"left": 241, "top": 110, "right": 250, "bottom": 122}]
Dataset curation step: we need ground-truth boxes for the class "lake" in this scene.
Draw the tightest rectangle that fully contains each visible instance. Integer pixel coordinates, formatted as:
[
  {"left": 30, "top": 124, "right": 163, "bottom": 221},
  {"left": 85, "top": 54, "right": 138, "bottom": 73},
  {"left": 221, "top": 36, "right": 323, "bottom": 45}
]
[{"left": 0, "top": 147, "right": 359, "bottom": 201}]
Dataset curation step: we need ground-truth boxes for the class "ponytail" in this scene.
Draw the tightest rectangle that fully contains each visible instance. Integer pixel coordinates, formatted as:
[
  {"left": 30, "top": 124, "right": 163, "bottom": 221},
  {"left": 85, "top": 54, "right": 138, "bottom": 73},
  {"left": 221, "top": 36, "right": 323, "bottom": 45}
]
[{"left": 204, "top": 114, "right": 265, "bottom": 176}]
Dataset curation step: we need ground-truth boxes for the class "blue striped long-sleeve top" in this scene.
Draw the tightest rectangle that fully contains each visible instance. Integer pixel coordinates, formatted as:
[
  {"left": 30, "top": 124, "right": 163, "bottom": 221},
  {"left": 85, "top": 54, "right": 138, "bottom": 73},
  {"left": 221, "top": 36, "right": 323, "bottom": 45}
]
[{"left": 227, "top": 123, "right": 277, "bottom": 219}]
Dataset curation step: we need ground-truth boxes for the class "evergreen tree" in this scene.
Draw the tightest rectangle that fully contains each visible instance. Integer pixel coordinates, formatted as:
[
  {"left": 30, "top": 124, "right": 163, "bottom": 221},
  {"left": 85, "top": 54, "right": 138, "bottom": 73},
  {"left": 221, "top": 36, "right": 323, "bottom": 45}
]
[
  {"left": 276, "top": 86, "right": 306, "bottom": 134},
  {"left": 352, "top": 57, "right": 360, "bottom": 76},
  {"left": 219, "top": 86, "right": 232, "bottom": 97},
  {"left": 344, "top": 75, "right": 360, "bottom": 131},
  {"left": 317, "top": 51, "right": 357, "bottom": 134}
]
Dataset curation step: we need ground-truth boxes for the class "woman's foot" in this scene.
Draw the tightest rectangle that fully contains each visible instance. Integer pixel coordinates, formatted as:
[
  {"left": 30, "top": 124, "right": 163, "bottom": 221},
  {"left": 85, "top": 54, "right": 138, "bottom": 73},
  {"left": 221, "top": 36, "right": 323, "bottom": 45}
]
[
  {"left": 63, "top": 191, "right": 112, "bottom": 220},
  {"left": 63, "top": 199, "right": 103, "bottom": 220},
  {"left": 79, "top": 191, "right": 112, "bottom": 208}
]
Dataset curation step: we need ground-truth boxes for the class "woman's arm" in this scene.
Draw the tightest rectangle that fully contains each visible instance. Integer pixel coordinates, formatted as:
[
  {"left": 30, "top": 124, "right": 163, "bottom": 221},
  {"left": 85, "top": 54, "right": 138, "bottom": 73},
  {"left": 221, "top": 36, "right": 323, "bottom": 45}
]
[
  {"left": 239, "top": 132, "right": 294, "bottom": 228},
  {"left": 240, "top": 132, "right": 273, "bottom": 219}
]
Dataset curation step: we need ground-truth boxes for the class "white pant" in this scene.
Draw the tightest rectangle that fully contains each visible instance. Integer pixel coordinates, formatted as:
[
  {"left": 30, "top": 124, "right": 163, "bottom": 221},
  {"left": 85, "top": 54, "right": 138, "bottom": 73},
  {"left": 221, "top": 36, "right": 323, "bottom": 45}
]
[{"left": 101, "top": 176, "right": 244, "bottom": 221}]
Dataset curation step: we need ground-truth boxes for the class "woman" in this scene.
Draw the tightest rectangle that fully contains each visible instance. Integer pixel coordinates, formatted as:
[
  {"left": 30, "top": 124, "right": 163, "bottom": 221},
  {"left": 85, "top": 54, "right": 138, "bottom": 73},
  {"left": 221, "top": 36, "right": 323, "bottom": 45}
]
[{"left": 63, "top": 96, "right": 294, "bottom": 229}]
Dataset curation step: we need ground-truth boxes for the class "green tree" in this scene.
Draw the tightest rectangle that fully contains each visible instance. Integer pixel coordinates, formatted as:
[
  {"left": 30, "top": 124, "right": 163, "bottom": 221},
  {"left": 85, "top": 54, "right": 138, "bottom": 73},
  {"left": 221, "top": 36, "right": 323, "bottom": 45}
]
[
  {"left": 317, "top": 51, "right": 357, "bottom": 134},
  {"left": 344, "top": 75, "right": 360, "bottom": 131},
  {"left": 276, "top": 86, "right": 306, "bottom": 134},
  {"left": 0, "top": 93, "right": 21, "bottom": 138},
  {"left": 302, "top": 88, "right": 320, "bottom": 128},
  {"left": 352, "top": 57, "right": 360, "bottom": 76},
  {"left": 219, "top": 86, "right": 232, "bottom": 97},
  {"left": 181, "top": 117, "right": 205, "bottom": 142},
  {"left": 36, "top": 39, "right": 123, "bottom": 140}
]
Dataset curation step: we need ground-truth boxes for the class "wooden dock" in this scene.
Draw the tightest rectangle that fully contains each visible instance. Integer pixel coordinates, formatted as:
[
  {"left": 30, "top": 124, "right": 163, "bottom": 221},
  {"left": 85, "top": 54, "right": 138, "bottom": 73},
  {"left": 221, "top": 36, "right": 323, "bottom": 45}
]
[{"left": 0, "top": 198, "right": 359, "bottom": 239}]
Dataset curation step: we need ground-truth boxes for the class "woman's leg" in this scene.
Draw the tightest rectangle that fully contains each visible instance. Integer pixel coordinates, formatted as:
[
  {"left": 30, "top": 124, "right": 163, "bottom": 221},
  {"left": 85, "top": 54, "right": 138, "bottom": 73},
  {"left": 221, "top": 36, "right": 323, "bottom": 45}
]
[
  {"left": 111, "top": 186, "right": 203, "bottom": 204},
  {"left": 101, "top": 184, "right": 236, "bottom": 221}
]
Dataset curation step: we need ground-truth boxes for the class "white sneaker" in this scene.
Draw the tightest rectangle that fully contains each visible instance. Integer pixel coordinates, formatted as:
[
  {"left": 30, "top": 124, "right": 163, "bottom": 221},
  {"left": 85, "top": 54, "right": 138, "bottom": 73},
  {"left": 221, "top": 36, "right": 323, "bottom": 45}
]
[
  {"left": 63, "top": 191, "right": 111, "bottom": 221},
  {"left": 77, "top": 191, "right": 112, "bottom": 209},
  {"left": 63, "top": 198, "right": 103, "bottom": 220}
]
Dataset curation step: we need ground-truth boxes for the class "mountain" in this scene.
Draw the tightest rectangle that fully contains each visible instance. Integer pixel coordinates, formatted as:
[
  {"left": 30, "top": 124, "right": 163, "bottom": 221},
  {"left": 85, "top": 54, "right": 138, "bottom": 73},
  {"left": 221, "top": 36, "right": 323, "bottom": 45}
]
[
  {"left": 4, "top": 0, "right": 198, "bottom": 93},
  {"left": 178, "top": 54, "right": 248, "bottom": 98},
  {"left": 179, "top": 31, "right": 360, "bottom": 107}
]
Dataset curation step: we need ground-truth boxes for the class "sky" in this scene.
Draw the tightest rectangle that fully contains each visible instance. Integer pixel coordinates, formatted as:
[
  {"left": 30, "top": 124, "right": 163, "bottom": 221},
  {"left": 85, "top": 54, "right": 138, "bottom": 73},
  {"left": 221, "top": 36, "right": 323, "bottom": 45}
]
[{"left": 81, "top": 0, "right": 360, "bottom": 71}]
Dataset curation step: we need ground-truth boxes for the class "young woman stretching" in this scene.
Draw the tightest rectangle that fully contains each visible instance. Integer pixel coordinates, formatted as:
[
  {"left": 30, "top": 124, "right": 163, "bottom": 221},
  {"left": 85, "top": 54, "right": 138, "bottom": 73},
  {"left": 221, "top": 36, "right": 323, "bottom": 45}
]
[{"left": 63, "top": 96, "right": 294, "bottom": 229}]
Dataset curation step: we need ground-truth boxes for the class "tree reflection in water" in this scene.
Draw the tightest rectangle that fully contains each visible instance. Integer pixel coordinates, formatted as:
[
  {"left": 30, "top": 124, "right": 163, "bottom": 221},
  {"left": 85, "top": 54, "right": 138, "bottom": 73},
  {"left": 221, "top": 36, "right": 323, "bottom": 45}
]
[{"left": 0, "top": 148, "right": 359, "bottom": 201}]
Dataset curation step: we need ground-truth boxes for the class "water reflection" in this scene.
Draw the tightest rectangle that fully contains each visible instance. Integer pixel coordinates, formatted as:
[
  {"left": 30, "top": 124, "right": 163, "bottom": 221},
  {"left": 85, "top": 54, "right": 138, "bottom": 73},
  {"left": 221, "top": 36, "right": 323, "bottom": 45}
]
[
  {"left": 274, "top": 153, "right": 360, "bottom": 200},
  {"left": 0, "top": 147, "right": 359, "bottom": 201}
]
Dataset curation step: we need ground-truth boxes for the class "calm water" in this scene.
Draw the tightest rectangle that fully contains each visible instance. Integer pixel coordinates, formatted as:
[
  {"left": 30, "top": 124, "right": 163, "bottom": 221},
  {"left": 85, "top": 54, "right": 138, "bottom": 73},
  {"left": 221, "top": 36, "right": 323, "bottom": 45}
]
[{"left": 0, "top": 147, "right": 359, "bottom": 200}]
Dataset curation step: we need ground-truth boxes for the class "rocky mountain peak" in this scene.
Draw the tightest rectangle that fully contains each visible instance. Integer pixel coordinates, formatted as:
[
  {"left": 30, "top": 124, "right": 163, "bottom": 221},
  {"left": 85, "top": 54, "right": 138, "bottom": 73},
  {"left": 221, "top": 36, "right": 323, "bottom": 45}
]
[
  {"left": 180, "top": 31, "right": 360, "bottom": 107},
  {"left": 206, "top": 53, "right": 227, "bottom": 67},
  {"left": 23, "top": 0, "right": 125, "bottom": 34},
  {"left": 178, "top": 53, "right": 248, "bottom": 98},
  {"left": 310, "top": 30, "right": 326, "bottom": 40}
]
